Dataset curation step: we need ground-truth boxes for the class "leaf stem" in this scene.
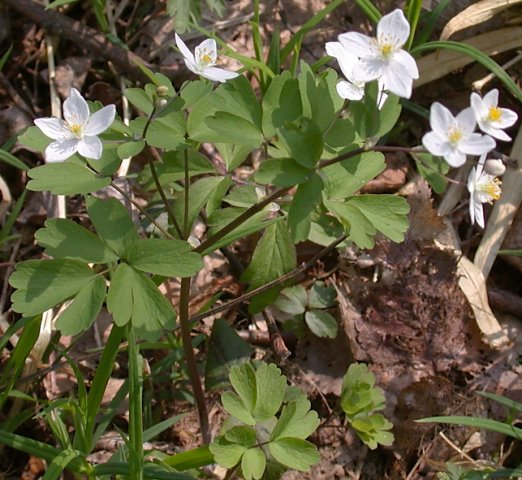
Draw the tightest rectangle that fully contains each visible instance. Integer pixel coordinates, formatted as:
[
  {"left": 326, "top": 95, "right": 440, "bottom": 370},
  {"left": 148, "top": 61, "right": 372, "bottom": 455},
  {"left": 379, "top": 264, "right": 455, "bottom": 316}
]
[
  {"left": 179, "top": 276, "right": 211, "bottom": 444},
  {"left": 183, "top": 147, "right": 190, "bottom": 239},
  {"left": 145, "top": 147, "right": 184, "bottom": 238},
  {"left": 127, "top": 324, "right": 144, "bottom": 480}
]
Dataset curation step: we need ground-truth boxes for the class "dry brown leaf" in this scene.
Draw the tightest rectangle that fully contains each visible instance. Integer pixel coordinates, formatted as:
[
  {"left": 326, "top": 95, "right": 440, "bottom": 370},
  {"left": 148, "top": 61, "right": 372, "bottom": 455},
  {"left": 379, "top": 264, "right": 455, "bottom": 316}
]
[
  {"left": 474, "top": 122, "right": 522, "bottom": 278},
  {"left": 415, "top": 27, "right": 522, "bottom": 87},
  {"left": 440, "top": 0, "right": 522, "bottom": 40},
  {"left": 457, "top": 256, "right": 511, "bottom": 348}
]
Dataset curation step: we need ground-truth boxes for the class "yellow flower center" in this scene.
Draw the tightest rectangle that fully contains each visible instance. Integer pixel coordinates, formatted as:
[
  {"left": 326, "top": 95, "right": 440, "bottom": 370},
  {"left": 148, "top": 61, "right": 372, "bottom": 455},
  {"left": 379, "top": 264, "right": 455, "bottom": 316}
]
[
  {"left": 448, "top": 128, "right": 462, "bottom": 144},
  {"left": 478, "top": 178, "right": 501, "bottom": 201},
  {"left": 487, "top": 106, "right": 502, "bottom": 122},
  {"left": 201, "top": 53, "right": 212, "bottom": 66},
  {"left": 69, "top": 123, "right": 83, "bottom": 138},
  {"left": 380, "top": 43, "right": 393, "bottom": 58}
]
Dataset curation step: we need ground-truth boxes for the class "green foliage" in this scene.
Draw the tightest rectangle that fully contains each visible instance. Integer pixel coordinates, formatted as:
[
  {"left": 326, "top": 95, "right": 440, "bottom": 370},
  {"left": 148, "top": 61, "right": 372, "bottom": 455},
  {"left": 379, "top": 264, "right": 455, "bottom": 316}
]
[
  {"left": 210, "top": 362, "right": 320, "bottom": 478},
  {"left": 340, "top": 363, "right": 394, "bottom": 450},
  {"left": 275, "top": 281, "right": 338, "bottom": 338}
]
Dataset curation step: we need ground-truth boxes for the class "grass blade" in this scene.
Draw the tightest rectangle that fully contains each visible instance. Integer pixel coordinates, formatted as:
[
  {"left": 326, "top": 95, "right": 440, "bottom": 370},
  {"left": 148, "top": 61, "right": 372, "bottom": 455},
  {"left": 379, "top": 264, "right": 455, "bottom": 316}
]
[
  {"left": 353, "top": 0, "right": 382, "bottom": 24},
  {"left": 405, "top": 0, "right": 423, "bottom": 49},
  {"left": 478, "top": 391, "right": 522, "bottom": 413},
  {"left": 414, "top": 0, "right": 451, "bottom": 46},
  {"left": 412, "top": 40, "right": 522, "bottom": 104},
  {"left": 162, "top": 445, "right": 215, "bottom": 470}
]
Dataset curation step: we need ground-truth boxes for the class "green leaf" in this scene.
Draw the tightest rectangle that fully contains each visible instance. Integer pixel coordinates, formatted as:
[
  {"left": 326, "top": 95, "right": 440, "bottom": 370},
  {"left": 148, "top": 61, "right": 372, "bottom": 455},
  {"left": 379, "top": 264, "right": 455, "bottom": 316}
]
[
  {"left": 254, "top": 158, "right": 312, "bottom": 187},
  {"left": 323, "top": 151, "right": 386, "bottom": 199},
  {"left": 205, "top": 112, "right": 264, "bottom": 147},
  {"left": 145, "top": 113, "right": 186, "bottom": 150},
  {"left": 216, "top": 143, "right": 252, "bottom": 172},
  {"left": 86, "top": 143, "right": 122, "bottom": 176},
  {"left": 412, "top": 40, "right": 522, "bottom": 104},
  {"left": 270, "top": 398, "right": 320, "bottom": 440},
  {"left": 375, "top": 93, "right": 402, "bottom": 137},
  {"left": 207, "top": 176, "right": 233, "bottom": 217},
  {"left": 205, "top": 318, "right": 254, "bottom": 390},
  {"left": 241, "top": 447, "right": 266, "bottom": 480},
  {"left": 10, "top": 260, "right": 95, "bottom": 316},
  {"left": 18, "top": 126, "right": 51, "bottom": 153},
  {"left": 55, "top": 276, "right": 106, "bottom": 336},
  {"left": 173, "top": 176, "right": 224, "bottom": 232},
  {"left": 326, "top": 194, "right": 410, "bottom": 248},
  {"left": 180, "top": 80, "right": 213, "bottom": 109},
  {"left": 277, "top": 118, "right": 322, "bottom": 168},
  {"left": 224, "top": 186, "right": 260, "bottom": 208},
  {"left": 229, "top": 363, "right": 257, "bottom": 415},
  {"left": 209, "top": 435, "right": 246, "bottom": 469},
  {"left": 305, "top": 310, "right": 338, "bottom": 338},
  {"left": 106, "top": 263, "right": 176, "bottom": 340},
  {"left": 288, "top": 173, "right": 324, "bottom": 243},
  {"left": 221, "top": 391, "right": 256, "bottom": 425},
  {"left": 262, "top": 72, "right": 302, "bottom": 138},
  {"left": 224, "top": 426, "right": 257, "bottom": 447},
  {"left": 308, "top": 282, "right": 337, "bottom": 309},
  {"left": 351, "top": 413, "right": 394, "bottom": 449},
  {"left": 117, "top": 141, "right": 145, "bottom": 159},
  {"left": 35, "top": 218, "right": 119, "bottom": 264},
  {"left": 86, "top": 196, "right": 139, "bottom": 257},
  {"left": 268, "top": 438, "right": 319, "bottom": 471},
  {"left": 253, "top": 363, "right": 287, "bottom": 421},
  {"left": 124, "top": 88, "right": 153, "bottom": 114},
  {"left": 242, "top": 222, "right": 296, "bottom": 290},
  {"left": 274, "top": 285, "right": 308, "bottom": 315},
  {"left": 412, "top": 151, "right": 449, "bottom": 194},
  {"left": 27, "top": 163, "right": 111, "bottom": 195},
  {"left": 125, "top": 238, "right": 202, "bottom": 277}
]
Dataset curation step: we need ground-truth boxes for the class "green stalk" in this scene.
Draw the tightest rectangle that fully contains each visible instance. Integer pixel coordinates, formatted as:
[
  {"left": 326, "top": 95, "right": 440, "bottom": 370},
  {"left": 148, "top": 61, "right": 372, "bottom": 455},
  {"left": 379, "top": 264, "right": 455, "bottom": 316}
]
[{"left": 127, "top": 324, "right": 144, "bottom": 480}]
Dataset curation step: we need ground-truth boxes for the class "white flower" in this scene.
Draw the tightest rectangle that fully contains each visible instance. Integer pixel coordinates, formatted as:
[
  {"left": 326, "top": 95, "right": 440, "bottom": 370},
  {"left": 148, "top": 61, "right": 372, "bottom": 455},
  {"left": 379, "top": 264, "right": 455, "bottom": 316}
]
[
  {"left": 175, "top": 33, "right": 239, "bottom": 83},
  {"left": 468, "top": 155, "right": 502, "bottom": 228},
  {"left": 470, "top": 89, "right": 518, "bottom": 141},
  {"left": 338, "top": 9, "right": 419, "bottom": 99},
  {"left": 422, "top": 102, "right": 495, "bottom": 167},
  {"left": 325, "top": 41, "right": 365, "bottom": 101},
  {"left": 34, "top": 88, "right": 115, "bottom": 163},
  {"left": 483, "top": 158, "right": 506, "bottom": 176}
]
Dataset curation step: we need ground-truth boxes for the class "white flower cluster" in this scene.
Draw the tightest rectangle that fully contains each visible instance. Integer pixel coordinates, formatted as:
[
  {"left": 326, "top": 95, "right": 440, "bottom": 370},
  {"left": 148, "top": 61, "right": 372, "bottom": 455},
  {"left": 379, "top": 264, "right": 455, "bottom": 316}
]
[
  {"left": 422, "top": 89, "right": 517, "bottom": 228},
  {"left": 325, "top": 9, "right": 419, "bottom": 101}
]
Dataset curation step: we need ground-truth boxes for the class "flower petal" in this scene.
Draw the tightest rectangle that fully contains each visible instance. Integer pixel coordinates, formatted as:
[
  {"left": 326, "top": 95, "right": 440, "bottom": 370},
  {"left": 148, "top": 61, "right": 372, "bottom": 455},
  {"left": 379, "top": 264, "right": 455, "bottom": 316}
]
[
  {"left": 393, "top": 50, "right": 418, "bottom": 79},
  {"left": 34, "top": 117, "right": 70, "bottom": 141},
  {"left": 77, "top": 135, "right": 103, "bottom": 159},
  {"left": 467, "top": 166, "right": 477, "bottom": 193},
  {"left": 459, "top": 133, "right": 496, "bottom": 155},
  {"left": 201, "top": 66, "right": 239, "bottom": 82},
  {"left": 84, "top": 105, "right": 116, "bottom": 136},
  {"left": 472, "top": 195, "right": 485, "bottom": 228},
  {"left": 444, "top": 148, "right": 466, "bottom": 168},
  {"left": 483, "top": 88, "right": 499, "bottom": 108},
  {"left": 497, "top": 108, "right": 518, "bottom": 128},
  {"left": 175, "top": 33, "right": 196, "bottom": 65},
  {"left": 377, "top": 9, "right": 410, "bottom": 48},
  {"left": 63, "top": 88, "right": 90, "bottom": 126},
  {"left": 336, "top": 80, "right": 364, "bottom": 101},
  {"left": 456, "top": 107, "right": 476, "bottom": 134},
  {"left": 353, "top": 58, "right": 382, "bottom": 82},
  {"left": 44, "top": 139, "right": 79, "bottom": 163},
  {"left": 325, "top": 41, "right": 345, "bottom": 59},
  {"left": 477, "top": 122, "right": 511, "bottom": 141},
  {"left": 381, "top": 60, "right": 413, "bottom": 98},
  {"left": 429, "top": 102, "right": 454, "bottom": 135},
  {"left": 338, "top": 32, "right": 377, "bottom": 59},
  {"left": 422, "top": 131, "right": 447, "bottom": 156},
  {"left": 470, "top": 92, "right": 488, "bottom": 120},
  {"left": 195, "top": 38, "right": 217, "bottom": 66}
]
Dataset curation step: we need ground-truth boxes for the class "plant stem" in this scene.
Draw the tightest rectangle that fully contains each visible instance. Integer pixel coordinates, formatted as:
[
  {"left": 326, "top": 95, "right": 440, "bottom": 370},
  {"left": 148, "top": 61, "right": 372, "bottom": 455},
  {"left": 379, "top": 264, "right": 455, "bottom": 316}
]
[
  {"left": 179, "top": 276, "right": 211, "bottom": 444},
  {"left": 183, "top": 147, "right": 190, "bottom": 238},
  {"left": 145, "top": 147, "right": 184, "bottom": 238},
  {"left": 127, "top": 324, "right": 144, "bottom": 480}
]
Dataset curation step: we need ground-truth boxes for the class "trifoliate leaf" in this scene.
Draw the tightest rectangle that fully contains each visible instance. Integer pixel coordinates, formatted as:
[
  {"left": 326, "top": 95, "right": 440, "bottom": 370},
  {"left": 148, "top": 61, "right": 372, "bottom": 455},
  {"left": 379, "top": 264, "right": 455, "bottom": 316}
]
[
  {"left": 277, "top": 118, "right": 323, "bottom": 168},
  {"left": 205, "top": 112, "right": 264, "bottom": 148},
  {"left": 274, "top": 285, "right": 308, "bottom": 315},
  {"left": 55, "top": 276, "right": 106, "bottom": 335},
  {"left": 221, "top": 392, "right": 256, "bottom": 426},
  {"left": 35, "top": 218, "right": 118, "bottom": 264},
  {"left": 124, "top": 88, "right": 153, "bottom": 114},
  {"left": 305, "top": 310, "right": 338, "bottom": 338},
  {"left": 268, "top": 438, "right": 319, "bottom": 471},
  {"left": 253, "top": 363, "right": 287, "bottom": 421},
  {"left": 117, "top": 140, "right": 145, "bottom": 159},
  {"left": 241, "top": 447, "right": 266, "bottom": 480},
  {"left": 229, "top": 363, "right": 257, "bottom": 414},
  {"left": 254, "top": 158, "right": 312, "bottom": 187},
  {"left": 308, "top": 281, "right": 337, "bottom": 309},
  {"left": 124, "top": 238, "right": 202, "bottom": 277},
  {"left": 10, "top": 259, "right": 95, "bottom": 316},
  {"left": 351, "top": 413, "right": 394, "bottom": 450},
  {"left": 224, "top": 426, "right": 257, "bottom": 447}
]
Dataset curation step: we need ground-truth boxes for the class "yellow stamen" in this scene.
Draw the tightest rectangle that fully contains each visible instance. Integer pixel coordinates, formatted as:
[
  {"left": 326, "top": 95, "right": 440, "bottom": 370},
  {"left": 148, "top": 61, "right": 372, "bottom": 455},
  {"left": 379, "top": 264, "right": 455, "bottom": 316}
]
[
  {"left": 488, "top": 106, "right": 502, "bottom": 122},
  {"left": 478, "top": 178, "right": 501, "bottom": 201},
  {"left": 448, "top": 129, "right": 462, "bottom": 144},
  {"left": 201, "top": 53, "right": 212, "bottom": 65},
  {"left": 69, "top": 124, "right": 83, "bottom": 138},
  {"left": 380, "top": 43, "right": 393, "bottom": 58}
]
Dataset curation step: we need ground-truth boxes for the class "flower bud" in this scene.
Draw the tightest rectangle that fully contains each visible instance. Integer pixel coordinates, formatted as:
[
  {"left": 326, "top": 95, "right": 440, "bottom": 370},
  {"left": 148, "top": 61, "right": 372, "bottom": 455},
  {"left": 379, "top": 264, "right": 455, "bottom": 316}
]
[
  {"left": 187, "top": 235, "right": 201, "bottom": 248},
  {"left": 156, "top": 85, "right": 169, "bottom": 97},
  {"left": 484, "top": 158, "right": 506, "bottom": 176},
  {"left": 155, "top": 98, "right": 168, "bottom": 108}
]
